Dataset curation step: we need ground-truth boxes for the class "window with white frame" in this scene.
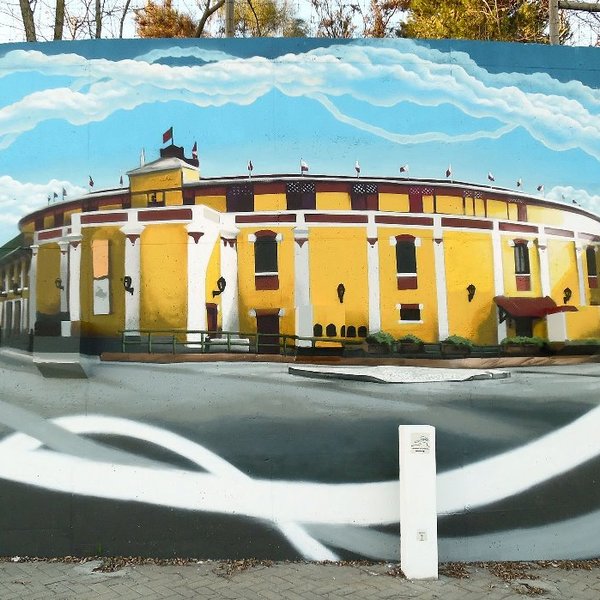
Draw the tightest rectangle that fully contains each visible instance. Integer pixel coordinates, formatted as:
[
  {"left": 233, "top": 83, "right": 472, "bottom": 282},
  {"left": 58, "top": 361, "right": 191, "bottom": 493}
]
[
  {"left": 250, "top": 230, "right": 281, "bottom": 290},
  {"left": 391, "top": 234, "right": 419, "bottom": 290},
  {"left": 396, "top": 303, "right": 423, "bottom": 323}
]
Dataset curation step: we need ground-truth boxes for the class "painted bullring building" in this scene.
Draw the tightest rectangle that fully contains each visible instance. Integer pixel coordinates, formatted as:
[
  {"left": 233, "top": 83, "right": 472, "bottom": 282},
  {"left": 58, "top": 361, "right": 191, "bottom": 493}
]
[{"left": 2, "top": 143, "right": 600, "bottom": 353}]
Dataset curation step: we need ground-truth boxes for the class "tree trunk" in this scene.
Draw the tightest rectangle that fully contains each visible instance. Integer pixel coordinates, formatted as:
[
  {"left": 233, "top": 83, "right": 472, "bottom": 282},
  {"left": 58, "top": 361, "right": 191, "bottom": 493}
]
[
  {"left": 18, "top": 0, "right": 37, "bottom": 41},
  {"left": 119, "top": 0, "right": 133, "bottom": 38},
  {"left": 95, "top": 0, "right": 102, "bottom": 38},
  {"left": 54, "top": 0, "right": 65, "bottom": 40}
]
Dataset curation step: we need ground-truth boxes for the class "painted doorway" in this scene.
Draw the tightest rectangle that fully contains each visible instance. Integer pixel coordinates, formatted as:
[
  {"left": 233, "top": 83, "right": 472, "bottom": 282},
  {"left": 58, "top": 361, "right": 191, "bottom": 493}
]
[
  {"left": 206, "top": 303, "right": 218, "bottom": 334},
  {"left": 515, "top": 317, "right": 533, "bottom": 337},
  {"left": 256, "top": 312, "right": 280, "bottom": 354}
]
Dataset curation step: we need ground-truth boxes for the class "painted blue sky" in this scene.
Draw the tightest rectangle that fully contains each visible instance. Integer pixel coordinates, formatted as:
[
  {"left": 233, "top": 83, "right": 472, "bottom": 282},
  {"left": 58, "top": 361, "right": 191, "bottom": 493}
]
[{"left": 1, "top": 38, "right": 600, "bottom": 244}]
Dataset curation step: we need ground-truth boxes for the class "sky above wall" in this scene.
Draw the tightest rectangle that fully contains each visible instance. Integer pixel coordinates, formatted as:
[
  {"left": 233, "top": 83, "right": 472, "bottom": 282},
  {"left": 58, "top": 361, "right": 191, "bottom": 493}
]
[{"left": 1, "top": 38, "right": 600, "bottom": 244}]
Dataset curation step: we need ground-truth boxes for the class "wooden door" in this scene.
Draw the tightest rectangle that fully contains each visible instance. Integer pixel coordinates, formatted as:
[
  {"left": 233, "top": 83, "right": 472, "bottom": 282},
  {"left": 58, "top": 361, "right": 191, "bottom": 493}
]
[{"left": 256, "top": 313, "right": 280, "bottom": 354}]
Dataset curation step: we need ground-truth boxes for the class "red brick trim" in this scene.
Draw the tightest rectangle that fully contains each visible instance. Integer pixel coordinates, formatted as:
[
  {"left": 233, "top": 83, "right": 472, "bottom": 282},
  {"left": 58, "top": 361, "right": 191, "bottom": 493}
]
[
  {"left": 544, "top": 227, "right": 574, "bottom": 238},
  {"left": 81, "top": 213, "right": 128, "bottom": 225},
  {"left": 255, "top": 275, "right": 279, "bottom": 290},
  {"left": 37, "top": 228, "right": 63, "bottom": 241},
  {"left": 138, "top": 208, "right": 192, "bottom": 222},
  {"left": 188, "top": 232, "right": 204, "bottom": 244},
  {"left": 499, "top": 222, "right": 538, "bottom": 233},
  {"left": 236, "top": 214, "right": 296, "bottom": 223},
  {"left": 375, "top": 215, "right": 433, "bottom": 226},
  {"left": 397, "top": 275, "right": 418, "bottom": 290},
  {"left": 516, "top": 275, "right": 531, "bottom": 291},
  {"left": 442, "top": 217, "right": 493, "bottom": 230},
  {"left": 125, "top": 234, "right": 140, "bottom": 245},
  {"left": 255, "top": 182, "right": 286, "bottom": 195},
  {"left": 305, "top": 214, "right": 368, "bottom": 224}
]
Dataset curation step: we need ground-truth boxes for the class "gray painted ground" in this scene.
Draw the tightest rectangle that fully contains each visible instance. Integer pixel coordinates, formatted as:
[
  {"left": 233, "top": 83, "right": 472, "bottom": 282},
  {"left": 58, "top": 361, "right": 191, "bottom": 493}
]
[{"left": 0, "top": 349, "right": 599, "bottom": 561}]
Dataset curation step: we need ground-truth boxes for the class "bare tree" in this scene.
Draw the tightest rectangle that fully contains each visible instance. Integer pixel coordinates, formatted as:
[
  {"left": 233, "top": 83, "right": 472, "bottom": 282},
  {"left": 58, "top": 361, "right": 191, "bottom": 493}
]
[{"left": 18, "top": 0, "right": 37, "bottom": 40}]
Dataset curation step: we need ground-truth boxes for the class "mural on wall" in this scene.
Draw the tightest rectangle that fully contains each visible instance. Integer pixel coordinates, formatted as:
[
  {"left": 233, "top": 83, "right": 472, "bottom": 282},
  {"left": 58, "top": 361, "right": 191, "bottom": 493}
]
[
  {"left": 0, "top": 38, "right": 599, "bottom": 562},
  {"left": 0, "top": 38, "right": 599, "bottom": 350}
]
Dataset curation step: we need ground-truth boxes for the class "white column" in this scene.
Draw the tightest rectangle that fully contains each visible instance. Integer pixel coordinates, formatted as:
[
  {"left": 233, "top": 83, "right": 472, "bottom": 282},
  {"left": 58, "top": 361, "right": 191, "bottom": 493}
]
[
  {"left": 537, "top": 237, "right": 551, "bottom": 298},
  {"left": 294, "top": 225, "right": 313, "bottom": 346},
  {"left": 433, "top": 217, "right": 449, "bottom": 341},
  {"left": 186, "top": 223, "right": 219, "bottom": 340},
  {"left": 58, "top": 240, "right": 69, "bottom": 313},
  {"left": 575, "top": 240, "right": 587, "bottom": 307},
  {"left": 366, "top": 217, "right": 381, "bottom": 333},
  {"left": 491, "top": 223, "right": 507, "bottom": 342},
  {"left": 67, "top": 234, "right": 82, "bottom": 324},
  {"left": 28, "top": 245, "right": 38, "bottom": 333},
  {"left": 120, "top": 224, "right": 145, "bottom": 331},
  {"left": 399, "top": 425, "right": 438, "bottom": 580},
  {"left": 220, "top": 229, "right": 240, "bottom": 333}
]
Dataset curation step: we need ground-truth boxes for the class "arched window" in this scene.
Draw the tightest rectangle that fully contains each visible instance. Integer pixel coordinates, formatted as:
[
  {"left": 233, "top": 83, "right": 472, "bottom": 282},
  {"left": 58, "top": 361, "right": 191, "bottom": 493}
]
[
  {"left": 313, "top": 323, "right": 323, "bottom": 337},
  {"left": 340, "top": 325, "right": 346, "bottom": 337},
  {"left": 326, "top": 323, "right": 337, "bottom": 337},
  {"left": 393, "top": 234, "right": 418, "bottom": 290},
  {"left": 346, "top": 326, "right": 356, "bottom": 338},
  {"left": 357, "top": 326, "right": 367, "bottom": 338},
  {"left": 252, "top": 230, "right": 279, "bottom": 290}
]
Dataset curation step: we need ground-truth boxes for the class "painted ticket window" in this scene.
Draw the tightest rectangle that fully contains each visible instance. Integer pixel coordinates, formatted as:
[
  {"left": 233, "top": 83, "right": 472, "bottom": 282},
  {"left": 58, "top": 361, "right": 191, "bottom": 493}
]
[
  {"left": 226, "top": 184, "right": 254, "bottom": 212},
  {"left": 398, "top": 303, "right": 423, "bottom": 323},
  {"left": 92, "top": 239, "right": 111, "bottom": 315},
  {"left": 512, "top": 239, "right": 531, "bottom": 292},
  {"left": 586, "top": 246, "right": 598, "bottom": 288},
  {"left": 252, "top": 230, "right": 280, "bottom": 290},
  {"left": 393, "top": 234, "right": 419, "bottom": 290},
  {"left": 350, "top": 183, "right": 378, "bottom": 210},
  {"left": 286, "top": 181, "right": 316, "bottom": 210}
]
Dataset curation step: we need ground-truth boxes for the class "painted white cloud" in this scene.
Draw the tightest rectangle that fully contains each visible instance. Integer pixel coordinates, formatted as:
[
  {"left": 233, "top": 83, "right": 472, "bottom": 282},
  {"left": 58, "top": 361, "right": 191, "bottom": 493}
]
[
  {"left": 547, "top": 185, "right": 600, "bottom": 213},
  {"left": 0, "top": 42, "right": 600, "bottom": 160},
  {"left": 0, "top": 175, "right": 86, "bottom": 225}
]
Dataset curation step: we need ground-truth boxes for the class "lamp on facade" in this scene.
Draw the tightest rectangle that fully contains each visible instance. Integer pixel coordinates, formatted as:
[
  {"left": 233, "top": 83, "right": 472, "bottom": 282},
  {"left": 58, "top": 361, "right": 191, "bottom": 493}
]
[
  {"left": 467, "top": 283, "right": 476, "bottom": 302},
  {"left": 337, "top": 283, "right": 345, "bottom": 304},
  {"left": 123, "top": 276, "right": 134, "bottom": 295},
  {"left": 563, "top": 287, "right": 572, "bottom": 304},
  {"left": 55, "top": 277, "right": 64, "bottom": 290},
  {"left": 12, "top": 282, "right": 22, "bottom": 296}
]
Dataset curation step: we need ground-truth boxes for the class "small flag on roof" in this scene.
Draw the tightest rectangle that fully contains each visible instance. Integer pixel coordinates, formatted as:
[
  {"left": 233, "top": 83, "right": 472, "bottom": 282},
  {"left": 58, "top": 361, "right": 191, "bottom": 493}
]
[
  {"left": 445, "top": 165, "right": 452, "bottom": 178},
  {"left": 487, "top": 172, "right": 495, "bottom": 182},
  {"left": 537, "top": 184, "right": 544, "bottom": 192},
  {"left": 517, "top": 178, "right": 522, "bottom": 187},
  {"left": 192, "top": 141, "right": 198, "bottom": 160},
  {"left": 355, "top": 160, "right": 361, "bottom": 177},
  {"left": 300, "top": 158, "right": 309, "bottom": 174},
  {"left": 247, "top": 160, "right": 253, "bottom": 176},
  {"left": 89, "top": 176, "right": 94, "bottom": 188},
  {"left": 163, "top": 127, "right": 173, "bottom": 144},
  {"left": 399, "top": 164, "right": 409, "bottom": 173}
]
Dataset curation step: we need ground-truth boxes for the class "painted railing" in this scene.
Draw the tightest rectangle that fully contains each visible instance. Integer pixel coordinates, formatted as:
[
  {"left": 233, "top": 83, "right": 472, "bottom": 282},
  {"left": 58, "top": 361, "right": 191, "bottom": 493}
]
[{"left": 120, "top": 329, "right": 364, "bottom": 355}]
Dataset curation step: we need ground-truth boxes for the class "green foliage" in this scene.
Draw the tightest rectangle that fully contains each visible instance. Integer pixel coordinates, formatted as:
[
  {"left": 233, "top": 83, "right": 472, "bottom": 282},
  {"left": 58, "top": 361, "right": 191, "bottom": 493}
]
[
  {"left": 396, "top": 334, "right": 424, "bottom": 344},
  {"left": 366, "top": 330, "right": 395, "bottom": 348},
  {"left": 401, "top": 0, "right": 570, "bottom": 44},
  {"left": 501, "top": 336, "right": 547, "bottom": 348},
  {"left": 442, "top": 335, "right": 473, "bottom": 348},
  {"left": 565, "top": 338, "right": 600, "bottom": 345}
]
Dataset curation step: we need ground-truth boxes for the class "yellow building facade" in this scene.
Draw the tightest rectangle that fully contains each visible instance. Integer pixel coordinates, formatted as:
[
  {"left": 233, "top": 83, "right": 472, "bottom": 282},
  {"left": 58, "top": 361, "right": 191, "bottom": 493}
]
[{"left": 2, "top": 145, "right": 600, "bottom": 353}]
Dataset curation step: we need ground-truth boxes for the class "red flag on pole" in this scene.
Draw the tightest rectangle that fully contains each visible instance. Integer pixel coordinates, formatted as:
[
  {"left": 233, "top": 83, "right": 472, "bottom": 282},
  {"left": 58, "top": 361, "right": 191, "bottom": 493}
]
[
  {"left": 192, "top": 141, "right": 198, "bottom": 160},
  {"left": 163, "top": 127, "right": 173, "bottom": 144}
]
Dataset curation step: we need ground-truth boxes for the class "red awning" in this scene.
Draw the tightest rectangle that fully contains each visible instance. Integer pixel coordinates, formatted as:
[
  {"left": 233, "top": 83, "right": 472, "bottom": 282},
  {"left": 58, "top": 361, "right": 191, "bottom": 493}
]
[{"left": 494, "top": 295, "right": 578, "bottom": 318}]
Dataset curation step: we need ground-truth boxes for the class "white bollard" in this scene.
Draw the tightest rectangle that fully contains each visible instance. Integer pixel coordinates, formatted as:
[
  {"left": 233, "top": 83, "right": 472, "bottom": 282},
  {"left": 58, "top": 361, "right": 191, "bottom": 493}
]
[{"left": 399, "top": 425, "right": 438, "bottom": 579}]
